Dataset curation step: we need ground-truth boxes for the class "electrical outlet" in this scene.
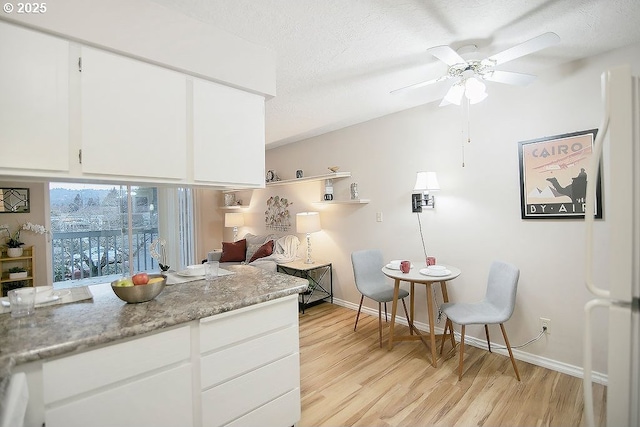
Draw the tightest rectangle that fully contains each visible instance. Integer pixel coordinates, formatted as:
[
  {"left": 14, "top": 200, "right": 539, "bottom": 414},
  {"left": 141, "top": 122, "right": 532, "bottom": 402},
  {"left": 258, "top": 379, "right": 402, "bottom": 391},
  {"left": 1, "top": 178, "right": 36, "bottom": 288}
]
[{"left": 539, "top": 317, "right": 551, "bottom": 334}]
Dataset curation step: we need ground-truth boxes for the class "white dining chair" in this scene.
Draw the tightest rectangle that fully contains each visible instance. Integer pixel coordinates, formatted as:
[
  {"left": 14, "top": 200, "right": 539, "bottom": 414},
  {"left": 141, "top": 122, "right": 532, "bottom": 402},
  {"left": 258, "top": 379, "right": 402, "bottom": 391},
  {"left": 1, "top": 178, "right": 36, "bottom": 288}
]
[
  {"left": 351, "top": 249, "right": 410, "bottom": 348},
  {"left": 439, "top": 260, "right": 521, "bottom": 381}
]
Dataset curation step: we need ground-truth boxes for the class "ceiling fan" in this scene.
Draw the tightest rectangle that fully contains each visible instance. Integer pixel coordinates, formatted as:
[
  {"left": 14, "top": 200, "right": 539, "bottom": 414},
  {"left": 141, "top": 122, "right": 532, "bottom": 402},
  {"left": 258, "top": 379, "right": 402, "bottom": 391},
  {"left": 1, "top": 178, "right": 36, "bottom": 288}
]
[{"left": 392, "top": 32, "right": 560, "bottom": 106}]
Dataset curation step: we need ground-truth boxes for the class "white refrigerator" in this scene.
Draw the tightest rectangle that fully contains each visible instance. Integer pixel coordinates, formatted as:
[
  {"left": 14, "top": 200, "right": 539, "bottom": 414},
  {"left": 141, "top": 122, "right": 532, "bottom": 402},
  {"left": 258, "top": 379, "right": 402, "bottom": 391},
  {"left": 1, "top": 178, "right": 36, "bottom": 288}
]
[{"left": 583, "top": 65, "right": 640, "bottom": 427}]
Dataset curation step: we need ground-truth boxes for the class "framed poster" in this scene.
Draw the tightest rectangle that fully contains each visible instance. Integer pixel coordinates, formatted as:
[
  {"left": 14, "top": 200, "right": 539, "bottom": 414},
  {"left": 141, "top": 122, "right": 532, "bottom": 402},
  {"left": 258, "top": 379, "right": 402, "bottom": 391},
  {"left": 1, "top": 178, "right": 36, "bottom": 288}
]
[{"left": 518, "top": 129, "right": 602, "bottom": 219}]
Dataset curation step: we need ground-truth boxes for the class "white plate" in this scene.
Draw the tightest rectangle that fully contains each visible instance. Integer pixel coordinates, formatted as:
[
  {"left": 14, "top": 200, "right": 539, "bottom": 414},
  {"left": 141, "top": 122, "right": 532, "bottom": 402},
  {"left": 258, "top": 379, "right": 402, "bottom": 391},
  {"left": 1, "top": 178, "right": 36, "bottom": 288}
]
[
  {"left": 1, "top": 289, "right": 70, "bottom": 306},
  {"left": 177, "top": 267, "right": 205, "bottom": 277},
  {"left": 419, "top": 268, "right": 451, "bottom": 277},
  {"left": 386, "top": 263, "right": 413, "bottom": 270},
  {"left": 36, "top": 289, "right": 70, "bottom": 304},
  {"left": 426, "top": 265, "right": 447, "bottom": 271}
]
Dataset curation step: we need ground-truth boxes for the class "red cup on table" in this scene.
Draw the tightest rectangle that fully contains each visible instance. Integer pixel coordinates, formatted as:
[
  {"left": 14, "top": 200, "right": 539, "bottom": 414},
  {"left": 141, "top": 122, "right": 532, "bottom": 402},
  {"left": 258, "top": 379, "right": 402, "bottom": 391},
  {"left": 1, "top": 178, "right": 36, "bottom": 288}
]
[
  {"left": 427, "top": 256, "right": 436, "bottom": 266},
  {"left": 400, "top": 260, "right": 411, "bottom": 273}
]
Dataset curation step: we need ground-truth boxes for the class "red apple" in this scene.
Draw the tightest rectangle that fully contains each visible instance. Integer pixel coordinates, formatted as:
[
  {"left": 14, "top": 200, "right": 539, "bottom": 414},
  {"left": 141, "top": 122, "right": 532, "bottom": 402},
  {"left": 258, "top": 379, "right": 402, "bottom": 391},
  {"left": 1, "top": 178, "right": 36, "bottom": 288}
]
[{"left": 132, "top": 272, "right": 149, "bottom": 285}]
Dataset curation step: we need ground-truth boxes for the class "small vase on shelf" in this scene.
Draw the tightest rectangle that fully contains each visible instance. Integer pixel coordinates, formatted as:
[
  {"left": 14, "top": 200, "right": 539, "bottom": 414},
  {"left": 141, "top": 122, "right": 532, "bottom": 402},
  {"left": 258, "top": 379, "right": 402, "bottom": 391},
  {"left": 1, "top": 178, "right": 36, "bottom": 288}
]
[{"left": 7, "top": 247, "right": 24, "bottom": 258}]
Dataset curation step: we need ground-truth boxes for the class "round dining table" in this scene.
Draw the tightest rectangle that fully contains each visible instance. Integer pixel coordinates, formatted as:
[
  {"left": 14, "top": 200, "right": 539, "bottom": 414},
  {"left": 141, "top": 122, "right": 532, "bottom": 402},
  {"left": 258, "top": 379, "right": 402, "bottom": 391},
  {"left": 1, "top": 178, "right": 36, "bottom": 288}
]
[{"left": 382, "top": 262, "right": 461, "bottom": 367}]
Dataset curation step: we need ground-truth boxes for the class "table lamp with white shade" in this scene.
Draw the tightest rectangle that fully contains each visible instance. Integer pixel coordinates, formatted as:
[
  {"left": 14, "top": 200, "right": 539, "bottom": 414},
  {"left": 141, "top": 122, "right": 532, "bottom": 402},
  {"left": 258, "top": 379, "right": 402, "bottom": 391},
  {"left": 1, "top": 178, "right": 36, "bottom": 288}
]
[
  {"left": 224, "top": 212, "right": 244, "bottom": 241},
  {"left": 296, "top": 212, "right": 321, "bottom": 264}
]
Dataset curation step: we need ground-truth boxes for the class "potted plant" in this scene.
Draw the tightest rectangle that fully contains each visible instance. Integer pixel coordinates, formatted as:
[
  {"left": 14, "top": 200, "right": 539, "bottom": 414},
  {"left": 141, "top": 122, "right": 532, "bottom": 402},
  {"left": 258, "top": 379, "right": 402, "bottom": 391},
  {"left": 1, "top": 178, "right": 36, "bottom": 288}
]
[
  {"left": 8, "top": 266, "right": 28, "bottom": 279},
  {"left": 1, "top": 222, "right": 48, "bottom": 257}
]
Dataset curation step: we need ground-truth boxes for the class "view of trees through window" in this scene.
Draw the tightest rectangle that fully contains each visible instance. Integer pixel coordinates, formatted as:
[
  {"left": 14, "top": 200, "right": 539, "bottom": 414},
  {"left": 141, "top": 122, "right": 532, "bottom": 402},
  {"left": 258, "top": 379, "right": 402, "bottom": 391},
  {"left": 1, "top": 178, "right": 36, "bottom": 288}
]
[{"left": 50, "top": 183, "right": 159, "bottom": 285}]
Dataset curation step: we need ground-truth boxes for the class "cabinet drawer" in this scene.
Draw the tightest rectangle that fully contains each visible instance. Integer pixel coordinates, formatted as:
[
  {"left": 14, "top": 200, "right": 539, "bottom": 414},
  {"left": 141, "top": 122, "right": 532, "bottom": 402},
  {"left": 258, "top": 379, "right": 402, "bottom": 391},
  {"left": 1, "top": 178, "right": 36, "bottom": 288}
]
[
  {"left": 201, "top": 353, "right": 299, "bottom": 427},
  {"left": 226, "top": 387, "right": 301, "bottom": 427},
  {"left": 201, "top": 324, "right": 298, "bottom": 388},
  {"left": 43, "top": 325, "right": 190, "bottom": 404},
  {"left": 45, "top": 363, "right": 192, "bottom": 427},
  {"left": 200, "top": 295, "right": 297, "bottom": 353}
]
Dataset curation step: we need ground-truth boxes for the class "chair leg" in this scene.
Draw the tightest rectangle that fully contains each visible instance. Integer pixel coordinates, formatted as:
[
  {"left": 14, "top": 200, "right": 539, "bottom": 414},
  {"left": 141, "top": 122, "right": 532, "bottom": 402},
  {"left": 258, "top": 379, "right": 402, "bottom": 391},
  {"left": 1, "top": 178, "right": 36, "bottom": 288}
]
[
  {"left": 384, "top": 302, "right": 388, "bottom": 322},
  {"left": 485, "top": 324, "right": 491, "bottom": 353},
  {"left": 439, "top": 321, "right": 447, "bottom": 355},
  {"left": 354, "top": 295, "right": 364, "bottom": 331},
  {"left": 500, "top": 323, "right": 521, "bottom": 381},
  {"left": 458, "top": 324, "right": 466, "bottom": 381},
  {"left": 440, "top": 320, "right": 451, "bottom": 355},
  {"left": 401, "top": 298, "right": 411, "bottom": 329},
  {"left": 378, "top": 302, "right": 383, "bottom": 348}
]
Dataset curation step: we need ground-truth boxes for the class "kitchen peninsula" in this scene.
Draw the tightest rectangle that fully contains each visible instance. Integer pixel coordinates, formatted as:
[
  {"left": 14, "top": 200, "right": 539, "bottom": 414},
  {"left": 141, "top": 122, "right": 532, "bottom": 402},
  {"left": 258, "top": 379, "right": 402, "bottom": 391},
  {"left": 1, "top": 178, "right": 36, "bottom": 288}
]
[{"left": 0, "top": 265, "right": 308, "bottom": 427}]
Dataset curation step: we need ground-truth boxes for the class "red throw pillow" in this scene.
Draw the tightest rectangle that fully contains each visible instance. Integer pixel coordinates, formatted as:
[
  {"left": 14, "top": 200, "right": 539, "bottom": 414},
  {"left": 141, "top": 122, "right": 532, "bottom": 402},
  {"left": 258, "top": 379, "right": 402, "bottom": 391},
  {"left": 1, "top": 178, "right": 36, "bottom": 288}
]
[
  {"left": 220, "top": 239, "right": 247, "bottom": 262},
  {"left": 249, "top": 240, "right": 274, "bottom": 263}
]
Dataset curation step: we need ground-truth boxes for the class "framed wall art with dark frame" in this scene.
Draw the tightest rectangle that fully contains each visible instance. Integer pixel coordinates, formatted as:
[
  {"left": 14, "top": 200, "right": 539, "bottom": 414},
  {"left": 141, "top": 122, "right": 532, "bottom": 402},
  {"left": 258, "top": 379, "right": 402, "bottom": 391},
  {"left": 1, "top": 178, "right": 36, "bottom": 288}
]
[
  {"left": 518, "top": 129, "right": 602, "bottom": 220},
  {"left": 0, "top": 188, "right": 30, "bottom": 213}
]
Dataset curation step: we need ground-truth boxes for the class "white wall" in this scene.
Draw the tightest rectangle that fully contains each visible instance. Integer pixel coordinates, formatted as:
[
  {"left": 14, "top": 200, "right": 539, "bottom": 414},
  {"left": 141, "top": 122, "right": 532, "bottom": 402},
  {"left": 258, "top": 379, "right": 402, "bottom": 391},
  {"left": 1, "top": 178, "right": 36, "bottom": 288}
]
[{"left": 241, "top": 42, "right": 639, "bottom": 378}]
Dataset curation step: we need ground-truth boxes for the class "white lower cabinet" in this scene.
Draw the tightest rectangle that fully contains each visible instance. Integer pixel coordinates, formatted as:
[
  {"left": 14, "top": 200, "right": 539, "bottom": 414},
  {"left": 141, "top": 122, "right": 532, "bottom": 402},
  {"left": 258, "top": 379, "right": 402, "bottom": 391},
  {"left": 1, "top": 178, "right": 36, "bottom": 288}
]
[
  {"left": 42, "top": 325, "right": 192, "bottom": 427},
  {"left": 199, "top": 295, "right": 301, "bottom": 427},
  {"left": 22, "top": 295, "right": 300, "bottom": 427},
  {"left": 45, "top": 364, "right": 193, "bottom": 427}
]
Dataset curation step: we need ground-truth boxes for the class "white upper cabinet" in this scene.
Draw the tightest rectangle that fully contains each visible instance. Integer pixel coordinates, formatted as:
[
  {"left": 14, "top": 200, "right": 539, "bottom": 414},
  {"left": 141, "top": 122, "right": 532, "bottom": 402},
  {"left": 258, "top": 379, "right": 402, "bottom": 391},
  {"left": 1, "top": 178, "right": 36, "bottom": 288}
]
[
  {"left": 79, "top": 47, "right": 187, "bottom": 180},
  {"left": 0, "top": 21, "right": 70, "bottom": 172},
  {"left": 193, "top": 78, "right": 265, "bottom": 187}
]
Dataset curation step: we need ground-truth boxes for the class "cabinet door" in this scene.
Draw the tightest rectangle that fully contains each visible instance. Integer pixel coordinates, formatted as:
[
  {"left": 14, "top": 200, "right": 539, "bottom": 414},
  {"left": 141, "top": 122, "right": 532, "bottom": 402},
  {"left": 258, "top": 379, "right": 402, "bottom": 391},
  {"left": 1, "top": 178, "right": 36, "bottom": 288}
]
[
  {"left": 0, "top": 21, "right": 69, "bottom": 172},
  {"left": 193, "top": 78, "right": 265, "bottom": 186},
  {"left": 80, "top": 47, "right": 187, "bottom": 180},
  {"left": 45, "top": 364, "right": 193, "bottom": 427}
]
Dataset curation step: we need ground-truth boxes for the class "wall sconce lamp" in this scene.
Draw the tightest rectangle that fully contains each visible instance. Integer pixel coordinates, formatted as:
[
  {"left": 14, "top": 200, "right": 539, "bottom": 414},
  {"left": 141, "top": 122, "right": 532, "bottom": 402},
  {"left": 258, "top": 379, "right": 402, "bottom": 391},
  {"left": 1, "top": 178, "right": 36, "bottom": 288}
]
[
  {"left": 224, "top": 212, "right": 244, "bottom": 241},
  {"left": 412, "top": 171, "right": 440, "bottom": 212},
  {"left": 296, "top": 212, "right": 321, "bottom": 264}
]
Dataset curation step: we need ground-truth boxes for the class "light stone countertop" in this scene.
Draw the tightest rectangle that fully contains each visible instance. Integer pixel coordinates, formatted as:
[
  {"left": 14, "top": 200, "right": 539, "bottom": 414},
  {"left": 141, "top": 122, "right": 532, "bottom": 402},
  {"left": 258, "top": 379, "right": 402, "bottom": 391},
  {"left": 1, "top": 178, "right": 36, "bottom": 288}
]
[{"left": 0, "top": 265, "right": 308, "bottom": 401}]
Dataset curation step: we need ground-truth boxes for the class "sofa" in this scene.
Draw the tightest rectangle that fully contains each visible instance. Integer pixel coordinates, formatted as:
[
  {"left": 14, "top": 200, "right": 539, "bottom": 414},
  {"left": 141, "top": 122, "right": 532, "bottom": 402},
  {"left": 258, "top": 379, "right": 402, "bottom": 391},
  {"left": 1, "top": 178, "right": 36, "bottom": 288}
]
[{"left": 207, "top": 233, "right": 300, "bottom": 272}]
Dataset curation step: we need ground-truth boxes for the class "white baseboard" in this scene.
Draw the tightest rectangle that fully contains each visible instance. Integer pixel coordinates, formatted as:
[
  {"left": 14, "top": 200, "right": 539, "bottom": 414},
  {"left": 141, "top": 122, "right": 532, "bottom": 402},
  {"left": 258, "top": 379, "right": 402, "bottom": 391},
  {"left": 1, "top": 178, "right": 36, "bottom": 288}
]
[{"left": 331, "top": 298, "right": 607, "bottom": 386}]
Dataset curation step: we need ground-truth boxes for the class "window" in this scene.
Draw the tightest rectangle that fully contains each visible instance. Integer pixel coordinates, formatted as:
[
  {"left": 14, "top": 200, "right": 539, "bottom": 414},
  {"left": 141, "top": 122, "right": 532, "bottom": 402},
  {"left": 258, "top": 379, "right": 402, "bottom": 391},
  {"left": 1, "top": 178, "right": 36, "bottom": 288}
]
[{"left": 50, "top": 183, "right": 194, "bottom": 287}]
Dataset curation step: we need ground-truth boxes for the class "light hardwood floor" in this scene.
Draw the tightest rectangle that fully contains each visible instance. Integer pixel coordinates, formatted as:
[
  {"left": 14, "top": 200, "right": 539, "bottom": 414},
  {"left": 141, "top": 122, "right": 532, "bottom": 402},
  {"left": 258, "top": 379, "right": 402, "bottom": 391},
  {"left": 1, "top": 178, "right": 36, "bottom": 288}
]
[{"left": 298, "top": 303, "right": 606, "bottom": 427}]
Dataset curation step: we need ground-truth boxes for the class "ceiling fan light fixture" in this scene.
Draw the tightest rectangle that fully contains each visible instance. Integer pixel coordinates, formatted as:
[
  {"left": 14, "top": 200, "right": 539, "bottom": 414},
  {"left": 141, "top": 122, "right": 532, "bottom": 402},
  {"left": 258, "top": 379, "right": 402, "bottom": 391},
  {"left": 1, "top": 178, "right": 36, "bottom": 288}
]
[
  {"left": 464, "top": 77, "right": 487, "bottom": 104},
  {"left": 444, "top": 83, "right": 465, "bottom": 105}
]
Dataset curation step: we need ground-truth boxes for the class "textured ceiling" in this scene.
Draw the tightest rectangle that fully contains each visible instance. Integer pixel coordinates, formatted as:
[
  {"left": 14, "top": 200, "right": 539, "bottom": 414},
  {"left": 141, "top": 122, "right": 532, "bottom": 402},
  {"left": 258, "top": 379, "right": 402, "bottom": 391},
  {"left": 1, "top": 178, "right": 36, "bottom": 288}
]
[{"left": 151, "top": 0, "right": 640, "bottom": 148}]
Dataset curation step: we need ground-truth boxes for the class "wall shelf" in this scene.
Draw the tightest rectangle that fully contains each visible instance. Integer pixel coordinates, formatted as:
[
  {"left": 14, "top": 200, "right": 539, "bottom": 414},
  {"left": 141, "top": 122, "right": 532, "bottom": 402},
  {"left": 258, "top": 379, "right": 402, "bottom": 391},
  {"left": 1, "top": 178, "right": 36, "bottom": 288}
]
[
  {"left": 266, "top": 171, "right": 351, "bottom": 187},
  {"left": 313, "top": 199, "right": 370, "bottom": 205},
  {"left": 219, "top": 205, "right": 249, "bottom": 210}
]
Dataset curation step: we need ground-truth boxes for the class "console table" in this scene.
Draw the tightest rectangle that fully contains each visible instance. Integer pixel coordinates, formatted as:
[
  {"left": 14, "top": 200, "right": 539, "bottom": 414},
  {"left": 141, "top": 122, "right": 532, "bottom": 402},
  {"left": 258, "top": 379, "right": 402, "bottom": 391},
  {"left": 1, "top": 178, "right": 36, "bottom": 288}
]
[{"left": 277, "top": 260, "right": 333, "bottom": 313}]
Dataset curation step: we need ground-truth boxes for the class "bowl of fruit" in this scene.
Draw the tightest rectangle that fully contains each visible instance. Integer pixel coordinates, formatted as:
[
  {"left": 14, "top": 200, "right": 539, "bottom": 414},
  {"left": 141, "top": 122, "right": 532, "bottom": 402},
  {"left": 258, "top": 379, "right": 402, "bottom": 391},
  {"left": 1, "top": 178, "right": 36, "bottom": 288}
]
[{"left": 111, "top": 273, "right": 167, "bottom": 303}]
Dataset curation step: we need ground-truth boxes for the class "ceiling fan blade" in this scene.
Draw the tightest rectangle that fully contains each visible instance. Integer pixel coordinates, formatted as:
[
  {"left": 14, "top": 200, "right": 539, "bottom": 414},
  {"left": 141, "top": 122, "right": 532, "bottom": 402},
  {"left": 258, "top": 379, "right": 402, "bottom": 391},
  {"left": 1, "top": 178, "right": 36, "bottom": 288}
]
[
  {"left": 390, "top": 75, "right": 449, "bottom": 94},
  {"left": 484, "top": 70, "right": 537, "bottom": 86},
  {"left": 485, "top": 32, "right": 560, "bottom": 66},
  {"left": 427, "top": 45, "right": 466, "bottom": 66}
]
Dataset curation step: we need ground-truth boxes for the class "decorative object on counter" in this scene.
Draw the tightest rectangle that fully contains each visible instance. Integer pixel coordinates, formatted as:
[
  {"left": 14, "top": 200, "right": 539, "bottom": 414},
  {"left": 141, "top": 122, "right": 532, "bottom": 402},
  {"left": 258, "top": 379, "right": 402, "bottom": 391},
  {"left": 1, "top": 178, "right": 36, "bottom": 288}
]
[
  {"left": 8, "top": 267, "right": 27, "bottom": 279},
  {"left": 149, "top": 238, "right": 170, "bottom": 271},
  {"left": 1, "top": 222, "right": 49, "bottom": 257},
  {"left": 328, "top": 166, "right": 339, "bottom": 173},
  {"left": 110, "top": 274, "right": 167, "bottom": 303},
  {"left": 265, "top": 195, "right": 293, "bottom": 231},
  {"left": 411, "top": 171, "right": 440, "bottom": 212},
  {"left": 350, "top": 183, "right": 359, "bottom": 200},
  {"left": 296, "top": 212, "right": 321, "bottom": 264},
  {"left": 324, "top": 179, "right": 334, "bottom": 201},
  {"left": 0, "top": 188, "right": 30, "bottom": 213},
  {"left": 225, "top": 212, "right": 245, "bottom": 241},
  {"left": 224, "top": 193, "right": 236, "bottom": 206},
  {"left": 296, "top": 169, "right": 304, "bottom": 178}
]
